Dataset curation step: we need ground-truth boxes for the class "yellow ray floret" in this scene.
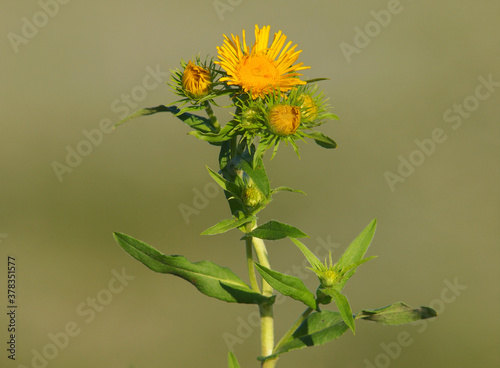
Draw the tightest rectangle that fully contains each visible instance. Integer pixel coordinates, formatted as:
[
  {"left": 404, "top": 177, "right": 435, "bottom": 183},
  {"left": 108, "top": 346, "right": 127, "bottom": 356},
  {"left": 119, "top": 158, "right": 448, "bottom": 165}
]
[{"left": 216, "top": 25, "right": 310, "bottom": 99}]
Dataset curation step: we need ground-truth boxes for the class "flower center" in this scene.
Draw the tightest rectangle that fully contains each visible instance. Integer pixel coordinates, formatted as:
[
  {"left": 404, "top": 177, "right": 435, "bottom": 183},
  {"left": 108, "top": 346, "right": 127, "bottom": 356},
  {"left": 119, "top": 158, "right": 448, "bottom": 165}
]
[
  {"left": 268, "top": 105, "right": 301, "bottom": 136},
  {"left": 236, "top": 54, "right": 280, "bottom": 94}
]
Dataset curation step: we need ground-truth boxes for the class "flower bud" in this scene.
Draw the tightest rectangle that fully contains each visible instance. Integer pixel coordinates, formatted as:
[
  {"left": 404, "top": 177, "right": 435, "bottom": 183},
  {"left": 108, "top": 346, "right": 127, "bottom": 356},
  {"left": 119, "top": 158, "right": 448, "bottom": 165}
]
[
  {"left": 299, "top": 93, "right": 319, "bottom": 121},
  {"left": 318, "top": 269, "right": 341, "bottom": 289},
  {"left": 267, "top": 104, "right": 301, "bottom": 136},
  {"left": 242, "top": 185, "right": 265, "bottom": 208},
  {"left": 182, "top": 61, "right": 212, "bottom": 100}
]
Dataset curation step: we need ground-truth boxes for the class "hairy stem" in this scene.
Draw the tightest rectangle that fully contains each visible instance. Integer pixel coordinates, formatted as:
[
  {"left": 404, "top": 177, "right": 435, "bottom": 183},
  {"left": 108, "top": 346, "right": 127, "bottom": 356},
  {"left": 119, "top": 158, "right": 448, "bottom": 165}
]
[
  {"left": 245, "top": 224, "right": 260, "bottom": 293},
  {"left": 253, "top": 236, "right": 275, "bottom": 365},
  {"left": 204, "top": 102, "right": 220, "bottom": 131}
]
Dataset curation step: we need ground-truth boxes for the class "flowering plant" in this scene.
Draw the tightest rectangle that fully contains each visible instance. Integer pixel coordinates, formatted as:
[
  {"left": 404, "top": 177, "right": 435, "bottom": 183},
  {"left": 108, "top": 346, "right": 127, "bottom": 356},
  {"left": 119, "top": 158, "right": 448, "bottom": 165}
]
[{"left": 112, "top": 25, "right": 436, "bottom": 368}]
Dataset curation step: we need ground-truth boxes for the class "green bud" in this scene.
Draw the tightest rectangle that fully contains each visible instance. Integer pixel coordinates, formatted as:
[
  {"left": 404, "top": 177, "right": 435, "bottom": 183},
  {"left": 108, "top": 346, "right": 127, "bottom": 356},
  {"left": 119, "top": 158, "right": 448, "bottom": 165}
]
[{"left": 242, "top": 185, "right": 264, "bottom": 208}]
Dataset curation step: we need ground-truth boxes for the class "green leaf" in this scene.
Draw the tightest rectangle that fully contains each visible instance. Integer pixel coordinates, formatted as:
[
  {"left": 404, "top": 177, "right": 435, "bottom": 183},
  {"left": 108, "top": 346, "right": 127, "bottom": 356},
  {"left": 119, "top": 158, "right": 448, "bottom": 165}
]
[
  {"left": 290, "top": 238, "right": 323, "bottom": 270},
  {"left": 267, "top": 311, "right": 348, "bottom": 359},
  {"left": 305, "top": 78, "right": 330, "bottom": 84},
  {"left": 325, "top": 288, "right": 356, "bottom": 333},
  {"left": 115, "top": 105, "right": 214, "bottom": 134},
  {"left": 113, "top": 232, "right": 268, "bottom": 304},
  {"left": 306, "top": 131, "right": 337, "bottom": 149},
  {"left": 114, "top": 105, "right": 172, "bottom": 127},
  {"left": 201, "top": 216, "right": 255, "bottom": 236},
  {"left": 244, "top": 221, "right": 309, "bottom": 240},
  {"left": 336, "top": 219, "right": 377, "bottom": 290},
  {"left": 356, "top": 302, "right": 437, "bottom": 325},
  {"left": 252, "top": 135, "right": 274, "bottom": 167},
  {"left": 207, "top": 166, "right": 240, "bottom": 197},
  {"left": 236, "top": 156, "right": 270, "bottom": 199},
  {"left": 271, "top": 186, "right": 306, "bottom": 195},
  {"left": 227, "top": 351, "right": 240, "bottom": 368},
  {"left": 189, "top": 119, "right": 239, "bottom": 142},
  {"left": 255, "top": 263, "right": 317, "bottom": 310}
]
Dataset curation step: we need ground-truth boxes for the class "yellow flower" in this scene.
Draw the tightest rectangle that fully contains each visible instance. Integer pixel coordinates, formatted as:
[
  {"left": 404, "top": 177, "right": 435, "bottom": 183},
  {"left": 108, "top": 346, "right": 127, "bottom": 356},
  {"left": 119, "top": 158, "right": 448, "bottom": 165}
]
[
  {"left": 216, "top": 25, "right": 310, "bottom": 99},
  {"left": 268, "top": 104, "right": 301, "bottom": 136},
  {"left": 181, "top": 61, "right": 212, "bottom": 100}
]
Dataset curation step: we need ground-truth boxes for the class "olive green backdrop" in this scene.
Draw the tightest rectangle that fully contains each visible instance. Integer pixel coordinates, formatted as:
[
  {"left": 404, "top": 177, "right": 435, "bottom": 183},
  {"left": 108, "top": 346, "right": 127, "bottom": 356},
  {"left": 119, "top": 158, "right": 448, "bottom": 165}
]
[{"left": 1, "top": 1, "right": 499, "bottom": 367}]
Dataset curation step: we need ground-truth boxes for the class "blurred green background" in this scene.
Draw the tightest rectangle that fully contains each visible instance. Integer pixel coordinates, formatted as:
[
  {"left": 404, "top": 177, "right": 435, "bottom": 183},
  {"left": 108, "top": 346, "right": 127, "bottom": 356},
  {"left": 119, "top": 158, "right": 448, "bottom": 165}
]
[{"left": 1, "top": 1, "right": 499, "bottom": 367}]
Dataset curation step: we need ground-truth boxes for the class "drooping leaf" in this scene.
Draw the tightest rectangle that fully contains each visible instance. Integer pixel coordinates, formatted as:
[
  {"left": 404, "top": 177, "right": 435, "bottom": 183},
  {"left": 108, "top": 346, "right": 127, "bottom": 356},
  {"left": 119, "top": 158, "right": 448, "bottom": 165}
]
[
  {"left": 243, "top": 221, "right": 309, "bottom": 240},
  {"left": 356, "top": 302, "right": 437, "bottom": 325},
  {"left": 201, "top": 216, "right": 255, "bottom": 236},
  {"left": 290, "top": 238, "right": 323, "bottom": 270},
  {"left": 227, "top": 351, "right": 240, "bottom": 368},
  {"left": 189, "top": 119, "right": 239, "bottom": 142},
  {"left": 271, "top": 186, "right": 306, "bottom": 195},
  {"left": 264, "top": 311, "right": 348, "bottom": 359},
  {"left": 255, "top": 263, "right": 317, "bottom": 310},
  {"left": 306, "top": 131, "right": 337, "bottom": 149},
  {"left": 336, "top": 219, "right": 377, "bottom": 290},
  {"left": 114, "top": 105, "right": 215, "bottom": 134},
  {"left": 324, "top": 288, "right": 355, "bottom": 333},
  {"left": 113, "top": 232, "right": 269, "bottom": 304}
]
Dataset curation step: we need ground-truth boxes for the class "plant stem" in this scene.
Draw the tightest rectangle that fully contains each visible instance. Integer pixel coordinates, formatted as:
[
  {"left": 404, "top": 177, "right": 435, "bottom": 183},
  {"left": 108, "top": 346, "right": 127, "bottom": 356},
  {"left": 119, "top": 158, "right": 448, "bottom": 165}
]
[
  {"left": 252, "top": 237, "right": 273, "bottom": 296},
  {"left": 252, "top": 236, "right": 275, "bottom": 366},
  {"left": 245, "top": 224, "right": 260, "bottom": 293},
  {"left": 204, "top": 102, "right": 220, "bottom": 132}
]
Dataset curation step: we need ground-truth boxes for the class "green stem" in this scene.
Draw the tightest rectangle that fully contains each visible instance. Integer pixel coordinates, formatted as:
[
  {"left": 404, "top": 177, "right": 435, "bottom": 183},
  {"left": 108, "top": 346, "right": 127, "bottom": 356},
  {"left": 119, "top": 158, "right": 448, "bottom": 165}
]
[
  {"left": 253, "top": 237, "right": 273, "bottom": 296},
  {"left": 252, "top": 235, "right": 275, "bottom": 366},
  {"left": 245, "top": 224, "right": 260, "bottom": 293},
  {"left": 204, "top": 102, "right": 220, "bottom": 132}
]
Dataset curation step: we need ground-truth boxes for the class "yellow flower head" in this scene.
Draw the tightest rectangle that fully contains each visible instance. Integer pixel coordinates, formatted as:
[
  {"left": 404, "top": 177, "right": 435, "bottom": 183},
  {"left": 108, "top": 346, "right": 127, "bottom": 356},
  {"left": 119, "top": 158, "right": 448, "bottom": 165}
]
[
  {"left": 268, "top": 104, "right": 301, "bottom": 136},
  {"left": 216, "top": 25, "right": 310, "bottom": 99},
  {"left": 182, "top": 61, "right": 212, "bottom": 100}
]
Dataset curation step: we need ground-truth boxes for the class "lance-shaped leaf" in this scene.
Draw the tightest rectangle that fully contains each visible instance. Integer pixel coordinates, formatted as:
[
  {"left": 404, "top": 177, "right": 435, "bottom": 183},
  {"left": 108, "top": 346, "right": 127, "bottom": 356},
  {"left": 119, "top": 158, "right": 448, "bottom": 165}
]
[
  {"left": 201, "top": 215, "right": 255, "bottom": 236},
  {"left": 305, "top": 131, "right": 337, "bottom": 149},
  {"left": 243, "top": 221, "right": 308, "bottom": 241},
  {"left": 114, "top": 232, "right": 268, "bottom": 304},
  {"left": 227, "top": 351, "right": 240, "bottom": 368},
  {"left": 290, "top": 238, "right": 323, "bottom": 270},
  {"left": 189, "top": 119, "right": 239, "bottom": 142},
  {"left": 236, "top": 157, "right": 270, "bottom": 198},
  {"left": 356, "top": 302, "right": 437, "bottom": 325},
  {"left": 335, "top": 219, "right": 377, "bottom": 290},
  {"left": 323, "top": 288, "right": 356, "bottom": 333},
  {"left": 207, "top": 166, "right": 240, "bottom": 197},
  {"left": 264, "top": 310, "right": 348, "bottom": 359},
  {"left": 255, "top": 263, "right": 317, "bottom": 310},
  {"left": 114, "top": 105, "right": 215, "bottom": 133},
  {"left": 271, "top": 186, "right": 306, "bottom": 195}
]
